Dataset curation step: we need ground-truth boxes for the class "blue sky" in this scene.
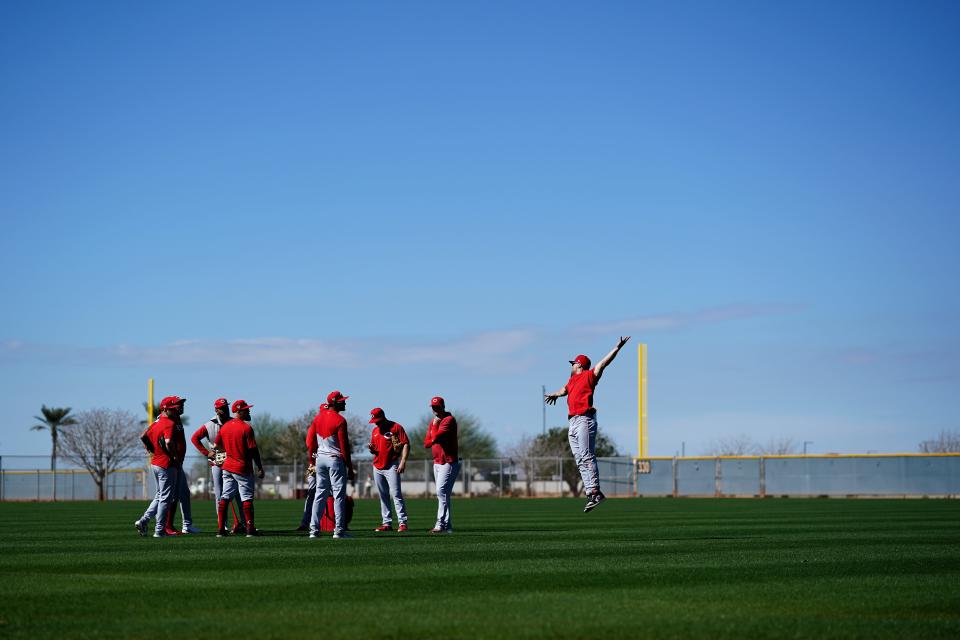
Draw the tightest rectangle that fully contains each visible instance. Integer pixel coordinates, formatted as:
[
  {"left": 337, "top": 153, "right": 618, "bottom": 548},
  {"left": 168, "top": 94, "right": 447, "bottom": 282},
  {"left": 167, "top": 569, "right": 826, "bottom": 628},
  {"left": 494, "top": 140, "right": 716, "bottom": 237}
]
[{"left": 2, "top": 1, "right": 958, "bottom": 457}]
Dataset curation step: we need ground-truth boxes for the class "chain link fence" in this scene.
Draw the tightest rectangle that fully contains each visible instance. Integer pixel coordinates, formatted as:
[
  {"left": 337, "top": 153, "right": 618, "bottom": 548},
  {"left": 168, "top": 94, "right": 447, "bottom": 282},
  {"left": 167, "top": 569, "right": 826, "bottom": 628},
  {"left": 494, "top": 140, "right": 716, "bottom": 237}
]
[
  {"left": 0, "top": 454, "right": 635, "bottom": 501},
  {"left": 4, "top": 453, "right": 958, "bottom": 501}
]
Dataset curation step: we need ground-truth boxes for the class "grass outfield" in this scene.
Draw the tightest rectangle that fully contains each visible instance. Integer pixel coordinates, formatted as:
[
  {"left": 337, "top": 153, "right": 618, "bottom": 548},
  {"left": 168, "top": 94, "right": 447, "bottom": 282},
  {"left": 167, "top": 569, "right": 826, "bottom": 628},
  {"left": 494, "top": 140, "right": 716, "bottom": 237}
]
[{"left": 1, "top": 498, "right": 959, "bottom": 639}]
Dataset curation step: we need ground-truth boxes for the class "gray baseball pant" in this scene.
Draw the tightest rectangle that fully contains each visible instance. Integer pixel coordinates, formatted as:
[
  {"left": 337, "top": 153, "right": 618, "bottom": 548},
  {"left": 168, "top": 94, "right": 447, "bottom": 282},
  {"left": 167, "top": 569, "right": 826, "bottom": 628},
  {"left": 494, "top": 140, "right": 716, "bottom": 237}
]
[
  {"left": 374, "top": 463, "right": 408, "bottom": 526},
  {"left": 143, "top": 465, "right": 177, "bottom": 535},
  {"left": 300, "top": 471, "right": 317, "bottom": 528},
  {"left": 211, "top": 465, "right": 245, "bottom": 525},
  {"left": 568, "top": 413, "right": 600, "bottom": 495},
  {"left": 433, "top": 460, "right": 460, "bottom": 530},
  {"left": 221, "top": 470, "right": 256, "bottom": 502},
  {"left": 173, "top": 465, "right": 193, "bottom": 528},
  {"left": 310, "top": 456, "right": 347, "bottom": 535}
]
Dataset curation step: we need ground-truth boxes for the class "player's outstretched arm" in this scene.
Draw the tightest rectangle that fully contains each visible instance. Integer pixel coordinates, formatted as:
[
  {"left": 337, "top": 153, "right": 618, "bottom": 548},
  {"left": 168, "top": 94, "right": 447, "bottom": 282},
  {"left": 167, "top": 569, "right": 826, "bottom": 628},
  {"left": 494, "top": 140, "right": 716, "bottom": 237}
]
[
  {"left": 594, "top": 336, "right": 631, "bottom": 379},
  {"left": 544, "top": 386, "right": 568, "bottom": 405}
]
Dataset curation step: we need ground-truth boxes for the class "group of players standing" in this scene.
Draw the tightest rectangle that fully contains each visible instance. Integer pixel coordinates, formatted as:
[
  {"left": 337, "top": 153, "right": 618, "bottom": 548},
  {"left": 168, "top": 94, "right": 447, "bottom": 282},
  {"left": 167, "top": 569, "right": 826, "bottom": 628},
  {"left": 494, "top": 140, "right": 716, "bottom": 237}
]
[{"left": 133, "top": 336, "right": 630, "bottom": 538}]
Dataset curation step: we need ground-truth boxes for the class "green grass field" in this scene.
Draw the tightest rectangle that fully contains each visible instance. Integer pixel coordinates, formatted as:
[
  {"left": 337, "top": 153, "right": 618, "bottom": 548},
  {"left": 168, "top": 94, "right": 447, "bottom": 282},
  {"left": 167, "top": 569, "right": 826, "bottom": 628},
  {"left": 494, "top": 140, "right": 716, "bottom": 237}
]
[{"left": 1, "top": 497, "right": 959, "bottom": 639}]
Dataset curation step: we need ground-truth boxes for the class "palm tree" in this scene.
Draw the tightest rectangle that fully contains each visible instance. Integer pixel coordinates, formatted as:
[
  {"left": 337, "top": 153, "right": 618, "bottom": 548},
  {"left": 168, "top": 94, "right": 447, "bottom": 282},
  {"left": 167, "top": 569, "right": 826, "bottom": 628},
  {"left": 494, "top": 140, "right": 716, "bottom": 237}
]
[{"left": 31, "top": 405, "right": 77, "bottom": 501}]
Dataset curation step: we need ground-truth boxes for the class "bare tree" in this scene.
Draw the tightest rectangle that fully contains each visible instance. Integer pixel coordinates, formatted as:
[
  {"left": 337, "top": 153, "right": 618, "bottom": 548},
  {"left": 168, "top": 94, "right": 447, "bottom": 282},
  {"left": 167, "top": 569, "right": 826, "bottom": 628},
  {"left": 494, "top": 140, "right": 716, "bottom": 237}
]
[
  {"left": 58, "top": 408, "right": 142, "bottom": 501},
  {"left": 919, "top": 429, "right": 960, "bottom": 453},
  {"left": 758, "top": 437, "right": 798, "bottom": 455},
  {"left": 504, "top": 435, "right": 538, "bottom": 497},
  {"left": 704, "top": 434, "right": 759, "bottom": 456}
]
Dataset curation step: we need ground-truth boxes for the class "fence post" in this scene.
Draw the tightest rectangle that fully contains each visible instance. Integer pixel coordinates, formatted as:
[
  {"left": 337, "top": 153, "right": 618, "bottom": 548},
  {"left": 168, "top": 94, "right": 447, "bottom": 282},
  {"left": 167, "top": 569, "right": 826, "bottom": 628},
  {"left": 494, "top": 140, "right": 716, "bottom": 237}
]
[
  {"left": 715, "top": 457, "right": 722, "bottom": 497},
  {"left": 37, "top": 469, "right": 41, "bottom": 501},
  {"left": 0, "top": 455, "right": 3, "bottom": 501},
  {"left": 557, "top": 457, "right": 562, "bottom": 496},
  {"left": 498, "top": 458, "right": 503, "bottom": 498},
  {"left": 759, "top": 456, "right": 766, "bottom": 497},
  {"left": 672, "top": 457, "right": 678, "bottom": 497},
  {"left": 424, "top": 459, "right": 430, "bottom": 498},
  {"left": 72, "top": 470, "right": 76, "bottom": 500}
]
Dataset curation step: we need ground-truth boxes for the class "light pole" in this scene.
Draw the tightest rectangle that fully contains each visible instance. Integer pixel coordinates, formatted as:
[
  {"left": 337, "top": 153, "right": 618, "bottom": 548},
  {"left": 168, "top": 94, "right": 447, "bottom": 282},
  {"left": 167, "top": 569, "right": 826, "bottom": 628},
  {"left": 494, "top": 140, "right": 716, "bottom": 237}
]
[
  {"left": 541, "top": 385, "right": 546, "bottom": 436},
  {"left": 803, "top": 441, "right": 814, "bottom": 455}
]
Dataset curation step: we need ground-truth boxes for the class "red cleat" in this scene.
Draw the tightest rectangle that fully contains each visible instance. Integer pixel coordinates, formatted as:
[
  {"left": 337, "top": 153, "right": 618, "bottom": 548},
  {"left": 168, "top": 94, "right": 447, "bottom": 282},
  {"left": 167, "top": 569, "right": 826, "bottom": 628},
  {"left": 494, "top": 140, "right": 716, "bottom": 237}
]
[
  {"left": 164, "top": 528, "right": 182, "bottom": 536},
  {"left": 373, "top": 524, "right": 393, "bottom": 532},
  {"left": 398, "top": 524, "right": 408, "bottom": 532}
]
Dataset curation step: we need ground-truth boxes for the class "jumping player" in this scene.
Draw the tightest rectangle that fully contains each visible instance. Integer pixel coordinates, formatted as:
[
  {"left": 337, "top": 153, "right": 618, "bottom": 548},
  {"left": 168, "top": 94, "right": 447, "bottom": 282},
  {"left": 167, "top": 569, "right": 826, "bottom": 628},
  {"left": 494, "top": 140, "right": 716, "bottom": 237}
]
[
  {"left": 213, "top": 400, "right": 265, "bottom": 537},
  {"left": 544, "top": 336, "right": 630, "bottom": 512},
  {"left": 134, "top": 396, "right": 181, "bottom": 538},
  {"left": 297, "top": 403, "right": 327, "bottom": 532},
  {"left": 191, "top": 397, "right": 245, "bottom": 534},
  {"left": 424, "top": 396, "right": 459, "bottom": 534},
  {"left": 309, "top": 391, "right": 355, "bottom": 539},
  {"left": 368, "top": 407, "right": 410, "bottom": 532}
]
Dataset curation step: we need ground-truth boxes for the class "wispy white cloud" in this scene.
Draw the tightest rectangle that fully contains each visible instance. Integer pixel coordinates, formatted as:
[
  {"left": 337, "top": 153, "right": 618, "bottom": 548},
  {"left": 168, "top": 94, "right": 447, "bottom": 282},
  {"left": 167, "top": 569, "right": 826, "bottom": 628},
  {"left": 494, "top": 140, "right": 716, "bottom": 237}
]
[
  {"left": 0, "top": 330, "right": 539, "bottom": 370},
  {"left": 0, "top": 303, "right": 798, "bottom": 369},
  {"left": 574, "top": 303, "right": 802, "bottom": 334}
]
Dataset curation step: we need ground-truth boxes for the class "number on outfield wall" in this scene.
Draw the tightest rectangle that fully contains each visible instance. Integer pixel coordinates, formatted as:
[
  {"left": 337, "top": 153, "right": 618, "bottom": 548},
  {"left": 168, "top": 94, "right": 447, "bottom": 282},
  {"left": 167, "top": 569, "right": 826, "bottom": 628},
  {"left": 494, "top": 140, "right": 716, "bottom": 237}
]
[{"left": 636, "top": 459, "right": 652, "bottom": 474}]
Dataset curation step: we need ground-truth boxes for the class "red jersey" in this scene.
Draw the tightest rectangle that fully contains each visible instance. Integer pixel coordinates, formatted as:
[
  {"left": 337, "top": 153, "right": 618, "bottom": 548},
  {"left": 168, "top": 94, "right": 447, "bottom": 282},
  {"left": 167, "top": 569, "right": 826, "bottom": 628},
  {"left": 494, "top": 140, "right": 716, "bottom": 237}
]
[
  {"left": 565, "top": 369, "right": 598, "bottom": 417},
  {"left": 313, "top": 410, "right": 352, "bottom": 468},
  {"left": 171, "top": 422, "right": 187, "bottom": 465},
  {"left": 370, "top": 421, "right": 409, "bottom": 470},
  {"left": 214, "top": 418, "right": 259, "bottom": 474},
  {"left": 424, "top": 414, "right": 458, "bottom": 464},
  {"left": 148, "top": 417, "right": 176, "bottom": 469}
]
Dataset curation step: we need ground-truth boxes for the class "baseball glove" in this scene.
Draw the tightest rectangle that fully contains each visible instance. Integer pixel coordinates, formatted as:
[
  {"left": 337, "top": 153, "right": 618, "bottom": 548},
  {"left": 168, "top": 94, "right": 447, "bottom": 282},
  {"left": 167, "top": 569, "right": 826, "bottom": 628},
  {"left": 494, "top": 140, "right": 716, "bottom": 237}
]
[
  {"left": 304, "top": 464, "right": 316, "bottom": 481},
  {"left": 212, "top": 449, "right": 227, "bottom": 466},
  {"left": 391, "top": 435, "right": 403, "bottom": 453}
]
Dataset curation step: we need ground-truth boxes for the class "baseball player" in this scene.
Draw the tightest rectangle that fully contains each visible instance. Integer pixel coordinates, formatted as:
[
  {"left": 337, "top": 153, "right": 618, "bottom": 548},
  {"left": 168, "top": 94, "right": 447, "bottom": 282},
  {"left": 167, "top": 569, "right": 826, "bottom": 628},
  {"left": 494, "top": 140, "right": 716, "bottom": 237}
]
[
  {"left": 133, "top": 396, "right": 181, "bottom": 538},
  {"left": 309, "top": 391, "right": 355, "bottom": 539},
  {"left": 213, "top": 400, "right": 265, "bottom": 537},
  {"left": 165, "top": 397, "right": 196, "bottom": 534},
  {"left": 191, "top": 397, "right": 246, "bottom": 534},
  {"left": 296, "top": 403, "right": 327, "bottom": 532},
  {"left": 544, "top": 336, "right": 630, "bottom": 512},
  {"left": 424, "top": 396, "right": 459, "bottom": 534},
  {"left": 367, "top": 407, "right": 410, "bottom": 532}
]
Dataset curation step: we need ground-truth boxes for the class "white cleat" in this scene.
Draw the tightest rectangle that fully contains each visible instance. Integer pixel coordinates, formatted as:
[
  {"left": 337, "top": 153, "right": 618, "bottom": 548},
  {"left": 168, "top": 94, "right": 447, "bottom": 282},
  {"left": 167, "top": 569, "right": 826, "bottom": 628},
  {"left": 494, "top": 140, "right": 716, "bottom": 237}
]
[
  {"left": 152, "top": 531, "right": 166, "bottom": 538},
  {"left": 134, "top": 520, "right": 147, "bottom": 537},
  {"left": 332, "top": 531, "right": 353, "bottom": 539},
  {"left": 181, "top": 525, "right": 200, "bottom": 534}
]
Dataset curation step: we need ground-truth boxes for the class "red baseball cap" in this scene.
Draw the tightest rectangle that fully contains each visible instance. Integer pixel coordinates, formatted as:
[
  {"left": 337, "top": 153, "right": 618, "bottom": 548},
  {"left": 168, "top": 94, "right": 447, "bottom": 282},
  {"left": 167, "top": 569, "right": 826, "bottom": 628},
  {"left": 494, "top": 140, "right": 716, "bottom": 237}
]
[
  {"left": 369, "top": 407, "right": 385, "bottom": 423},
  {"left": 214, "top": 397, "right": 229, "bottom": 409},
  {"left": 430, "top": 396, "right": 445, "bottom": 407},
  {"left": 569, "top": 354, "right": 591, "bottom": 368},
  {"left": 327, "top": 390, "right": 349, "bottom": 404},
  {"left": 160, "top": 396, "right": 186, "bottom": 410},
  {"left": 231, "top": 399, "right": 253, "bottom": 413}
]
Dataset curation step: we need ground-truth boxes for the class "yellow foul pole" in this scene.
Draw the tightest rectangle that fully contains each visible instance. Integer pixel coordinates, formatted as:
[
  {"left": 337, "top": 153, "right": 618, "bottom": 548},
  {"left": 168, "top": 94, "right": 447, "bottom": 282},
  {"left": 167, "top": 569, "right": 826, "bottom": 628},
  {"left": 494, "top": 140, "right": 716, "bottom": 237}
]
[
  {"left": 148, "top": 378, "right": 155, "bottom": 424},
  {"left": 638, "top": 344, "right": 648, "bottom": 457}
]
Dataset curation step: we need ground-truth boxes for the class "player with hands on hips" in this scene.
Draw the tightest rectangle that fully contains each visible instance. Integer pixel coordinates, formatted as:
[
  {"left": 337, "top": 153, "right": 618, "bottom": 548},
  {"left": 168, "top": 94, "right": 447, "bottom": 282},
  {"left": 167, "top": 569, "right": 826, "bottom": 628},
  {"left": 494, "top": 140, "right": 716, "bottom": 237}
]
[
  {"left": 424, "top": 396, "right": 459, "bottom": 534},
  {"left": 133, "top": 395, "right": 182, "bottom": 538},
  {"left": 309, "top": 391, "right": 355, "bottom": 539},
  {"left": 213, "top": 400, "right": 265, "bottom": 537},
  {"left": 191, "top": 397, "right": 246, "bottom": 534},
  {"left": 368, "top": 407, "right": 410, "bottom": 532},
  {"left": 544, "top": 336, "right": 630, "bottom": 512}
]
